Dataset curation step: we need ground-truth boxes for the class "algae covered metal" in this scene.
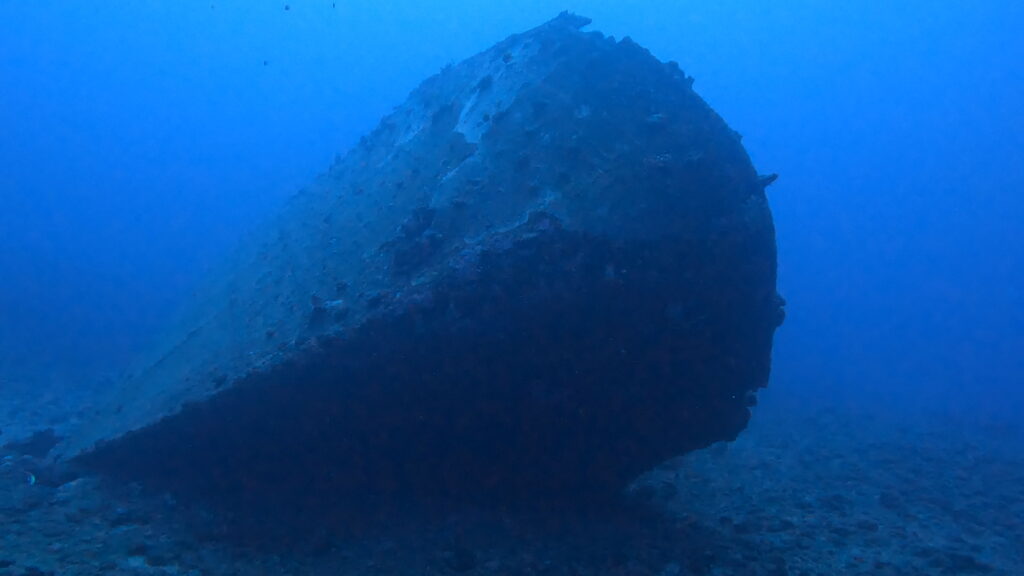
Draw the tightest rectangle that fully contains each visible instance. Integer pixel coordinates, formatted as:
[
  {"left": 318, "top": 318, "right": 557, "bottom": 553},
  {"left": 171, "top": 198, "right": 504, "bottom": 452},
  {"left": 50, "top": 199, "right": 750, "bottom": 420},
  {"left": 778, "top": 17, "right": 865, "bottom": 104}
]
[{"left": 62, "top": 13, "right": 784, "bottom": 503}]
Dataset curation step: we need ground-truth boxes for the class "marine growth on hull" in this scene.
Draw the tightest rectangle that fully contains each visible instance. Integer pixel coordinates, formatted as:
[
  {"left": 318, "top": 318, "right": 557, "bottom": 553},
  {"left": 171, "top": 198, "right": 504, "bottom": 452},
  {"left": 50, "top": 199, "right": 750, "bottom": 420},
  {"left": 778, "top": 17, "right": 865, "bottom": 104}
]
[{"left": 60, "top": 12, "right": 784, "bottom": 508}]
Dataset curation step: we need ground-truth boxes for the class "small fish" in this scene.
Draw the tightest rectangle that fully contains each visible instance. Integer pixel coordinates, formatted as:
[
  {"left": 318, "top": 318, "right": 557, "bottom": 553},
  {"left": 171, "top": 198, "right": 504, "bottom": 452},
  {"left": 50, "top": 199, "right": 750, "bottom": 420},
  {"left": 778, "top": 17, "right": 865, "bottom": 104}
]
[{"left": 26, "top": 472, "right": 36, "bottom": 486}]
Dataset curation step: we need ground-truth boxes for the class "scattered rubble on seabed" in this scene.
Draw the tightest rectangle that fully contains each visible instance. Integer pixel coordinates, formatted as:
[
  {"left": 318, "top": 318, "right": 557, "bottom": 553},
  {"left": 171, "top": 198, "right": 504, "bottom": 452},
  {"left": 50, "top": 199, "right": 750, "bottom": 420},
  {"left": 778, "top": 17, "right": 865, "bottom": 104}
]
[{"left": 3, "top": 384, "right": 1022, "bottom": 576}]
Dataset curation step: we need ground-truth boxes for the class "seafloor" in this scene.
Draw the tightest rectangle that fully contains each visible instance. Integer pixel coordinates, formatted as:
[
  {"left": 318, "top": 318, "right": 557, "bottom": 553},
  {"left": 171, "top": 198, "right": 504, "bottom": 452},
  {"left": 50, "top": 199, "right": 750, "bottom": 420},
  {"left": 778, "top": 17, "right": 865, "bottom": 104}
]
[{"left": 2, "top": 380, "right": 1022, "bottom": 575}]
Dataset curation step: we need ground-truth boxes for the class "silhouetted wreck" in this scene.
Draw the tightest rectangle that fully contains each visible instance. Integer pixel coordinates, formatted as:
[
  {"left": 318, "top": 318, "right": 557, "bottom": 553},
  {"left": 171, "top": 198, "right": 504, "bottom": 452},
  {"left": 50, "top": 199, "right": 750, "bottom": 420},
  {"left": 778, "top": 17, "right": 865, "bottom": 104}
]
[{"left": 59, "top": 13, "right": 784, "bottom": 506}]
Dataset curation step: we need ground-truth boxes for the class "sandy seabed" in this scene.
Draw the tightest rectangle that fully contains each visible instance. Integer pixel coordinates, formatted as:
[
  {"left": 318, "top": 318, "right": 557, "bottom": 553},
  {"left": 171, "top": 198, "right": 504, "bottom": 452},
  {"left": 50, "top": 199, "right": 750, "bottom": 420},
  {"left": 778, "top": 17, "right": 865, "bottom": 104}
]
[{"left": 2, "top": 382, "right": 1022, "bottom": 576}]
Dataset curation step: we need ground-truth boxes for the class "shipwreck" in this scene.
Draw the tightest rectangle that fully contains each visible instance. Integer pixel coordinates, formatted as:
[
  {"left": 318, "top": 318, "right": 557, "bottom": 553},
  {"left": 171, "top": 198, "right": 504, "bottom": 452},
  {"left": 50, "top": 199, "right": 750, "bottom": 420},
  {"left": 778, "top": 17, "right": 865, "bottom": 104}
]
[{"left": 59, "top": 13, "right": 784, "bottom": 506}]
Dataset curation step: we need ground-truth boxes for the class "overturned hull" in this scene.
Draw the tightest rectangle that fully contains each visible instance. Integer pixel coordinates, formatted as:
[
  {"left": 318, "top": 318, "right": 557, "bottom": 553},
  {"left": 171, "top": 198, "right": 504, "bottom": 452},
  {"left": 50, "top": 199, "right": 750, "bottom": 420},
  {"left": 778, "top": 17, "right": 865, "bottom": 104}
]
[{"left": 62, "top": 13, "right": 784, "bottom": 503}]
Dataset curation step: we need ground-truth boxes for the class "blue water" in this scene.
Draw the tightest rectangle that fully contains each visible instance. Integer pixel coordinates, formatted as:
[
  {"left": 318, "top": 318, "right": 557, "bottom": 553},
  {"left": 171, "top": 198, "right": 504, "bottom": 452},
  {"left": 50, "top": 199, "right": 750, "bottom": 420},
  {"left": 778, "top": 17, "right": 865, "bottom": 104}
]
[
  {"left": 1, "top": 2, "right": 1022, "bottom": 570},
  {"left": 4, "top": 1, "right": 1020, "bottom": 418}
]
